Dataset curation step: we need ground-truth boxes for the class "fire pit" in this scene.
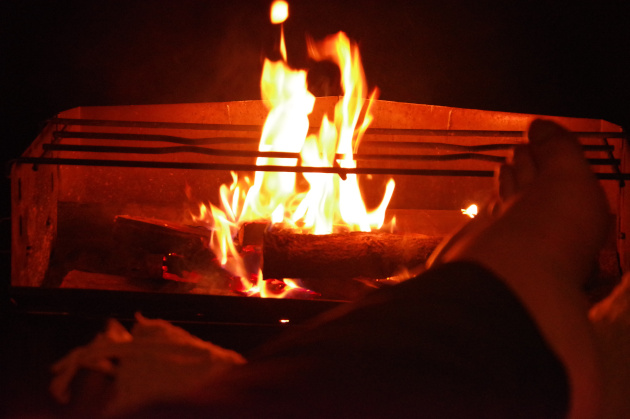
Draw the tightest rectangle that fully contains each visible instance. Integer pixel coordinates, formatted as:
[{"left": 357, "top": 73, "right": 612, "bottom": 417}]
[
  {"left": 10, "top": 98, "right": 628, "bottom": 303},
  {"left": 8, "top": 3, "right": 629, "bottom": 321}
]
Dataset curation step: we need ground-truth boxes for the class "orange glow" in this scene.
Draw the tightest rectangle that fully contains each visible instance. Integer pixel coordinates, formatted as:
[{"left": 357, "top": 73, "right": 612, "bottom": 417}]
[
  {"left": 270, "top": 1, "right": 289, "bottom": 24},
  {"left": 192, "top": 6, "right": 395, "bottom": 298},
  {"left": 238, "top": 58, "right": 314, "bottom": 224},
  {"left": 462, "top": 204, "right": 478, "bottom": 218},
  {"left": 270, "top": 1, "right": 288, "bottom": 61},
  {"left": 302, "top": 32, "right": 395, "bottom": 233}
]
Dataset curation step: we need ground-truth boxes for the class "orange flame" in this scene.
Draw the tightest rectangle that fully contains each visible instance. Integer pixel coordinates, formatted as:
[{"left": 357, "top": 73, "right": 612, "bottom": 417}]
[
  {"left": 270, "top": 1, "right": 288, "bottom": 24},
  {"left": 270, "top": 1, "right": 288, "bottom": 61},
  {"left": 462, "top": 204, "right": 478, "bottom": 218},
  {"left": 193, "top": 5, "right": 395, "bottom": 297}
]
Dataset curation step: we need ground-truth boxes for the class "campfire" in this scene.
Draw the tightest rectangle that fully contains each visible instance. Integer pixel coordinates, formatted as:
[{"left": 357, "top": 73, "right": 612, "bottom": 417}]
[
  {"left": 10, "top": 1, "right": 628, "bottom": 305},
  {"left": 186, "top": 3, "right": 425, "bottom": 299}
]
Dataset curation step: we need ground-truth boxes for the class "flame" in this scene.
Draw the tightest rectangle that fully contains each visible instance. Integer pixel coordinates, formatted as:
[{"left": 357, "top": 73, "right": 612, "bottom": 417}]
[
  {"left": 292, "top": 32, "right": 395, "bottom": 233},
  {"left": 193, "top": 4, "right": 395, "bottom": 297},
  {"left": 270, "top": 1, "right": 288, "bottom": 24},
  {"left": 238, "top": 58, "right": 315, "bottom": 224},
  {"left": 462, "top": 204, "right": 478, "bottom": 218},
  {"left": 270, "top": 1, "right": 288, "bottom": 61}
]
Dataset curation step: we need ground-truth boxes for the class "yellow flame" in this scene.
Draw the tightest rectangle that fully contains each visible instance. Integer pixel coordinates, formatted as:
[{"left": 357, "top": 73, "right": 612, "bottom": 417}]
[
  {"left": 270, "top": 1, "right": 288, "bottom": 61},
  {"left": 302, "top": 32, "right": 395, "bottom": 233},
  {"left": 270, "top": 1, "right": 288, "bottom": 24},
  {"left": 238, "top": 58, "right": 315, "bottom": 223},
  {"left": 462, "top": 204, "right": 478, "bottom": 218},
  {"left": 271, "top": 204, "right": 285, "bottom": 224},
  {"left": 191, "top": 202, "right": 248, "bottom": 282},
  {"left": 260, "top": 277, "right": 304, "bottom": 298},
  {"left": 193, "top": 15, "right": 396, "bottom": 297}
]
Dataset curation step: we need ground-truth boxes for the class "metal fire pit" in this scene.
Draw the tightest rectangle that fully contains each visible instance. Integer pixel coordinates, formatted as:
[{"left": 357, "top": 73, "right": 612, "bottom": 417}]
[{"left": 9, "top": 98, "right": 628, "bottom": 320}]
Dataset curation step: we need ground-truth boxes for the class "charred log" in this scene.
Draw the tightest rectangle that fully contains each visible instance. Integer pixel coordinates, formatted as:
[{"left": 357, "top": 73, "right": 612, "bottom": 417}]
[
  {"left": 111, "top": 216, "right": 230, "bottom": 288},
  {"left": 113, "top": 215, "right": 210, "bottom": 256},
  {"left": 262, "top": 229, "right": 443, "bottom": 281},
  {"left": 238, "top": 221, "right": 269, "bottom": 247}
]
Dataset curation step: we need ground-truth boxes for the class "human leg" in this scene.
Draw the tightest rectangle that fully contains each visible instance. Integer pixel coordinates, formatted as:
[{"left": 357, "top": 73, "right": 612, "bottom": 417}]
[{"left": 435, "top": 119, "right": 611, "bottom": 419}]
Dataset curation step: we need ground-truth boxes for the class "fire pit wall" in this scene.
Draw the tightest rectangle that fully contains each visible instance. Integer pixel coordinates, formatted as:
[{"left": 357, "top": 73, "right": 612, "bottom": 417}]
[{"left": 11, "top": 98, "right": 627, "bottom": 299}]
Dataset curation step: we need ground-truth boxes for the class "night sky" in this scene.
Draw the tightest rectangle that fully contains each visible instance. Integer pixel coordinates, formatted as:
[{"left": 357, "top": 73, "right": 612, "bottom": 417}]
[{"left": 1, "top": 0, "right": 629, "bottom": 219}]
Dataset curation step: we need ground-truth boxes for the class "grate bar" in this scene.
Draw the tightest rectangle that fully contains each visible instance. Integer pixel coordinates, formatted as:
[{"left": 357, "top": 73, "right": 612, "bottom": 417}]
[
  {"left": 42, "top": 143, "right": 620, "bottom": 166},
  {"left": 13, "top": 156, "right": 630, "bottom": 180},
  {"left": 14, "top": 157, "right": 497, "bottom": 177},
  {"left": 52, "top": 118, "right": 627, "bottom": 138},
  {"left": 53, "top": 131, "right": 616, "bottom": 153}
]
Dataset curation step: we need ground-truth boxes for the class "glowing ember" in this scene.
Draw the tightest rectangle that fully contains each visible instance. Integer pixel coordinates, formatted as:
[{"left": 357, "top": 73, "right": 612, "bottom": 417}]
[
  {"left": 192, "top": 2, "right": 395, "bottom": 297},
  {"left": 270, "top": 1, "right": 289, "bottom": 24},
  {"left": 270, "top": 1, "right": 289, "bottom": 61},
  {"left": 462, "top": 204, "right": 478, "bottom": 218}
]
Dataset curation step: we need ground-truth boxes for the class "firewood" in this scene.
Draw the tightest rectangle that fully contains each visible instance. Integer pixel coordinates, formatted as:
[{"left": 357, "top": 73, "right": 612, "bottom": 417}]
[
  {"left": 113, "top": 215, "right": 210, "bottom": 256},
  {"left": 262, "top": 229, "right": 443, "bottom": 280},
  {"left": 238, "top": 221, "right": 269, "bottom": 247}
]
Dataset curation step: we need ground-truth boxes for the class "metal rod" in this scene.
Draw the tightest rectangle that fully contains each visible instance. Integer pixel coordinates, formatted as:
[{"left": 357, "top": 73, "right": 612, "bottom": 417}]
[
  {"left": 14, "top": 157, "right": 497, "bottom": 177},
  {"left": 13, "top": 157, "right": 630, "bottom": 180},
  {"left": 43, "top": 143, "right": 508, "bottom": 163},
  {"left": 602, "top": 137, "right": 625, "bottom": 187},
  {"left": 360, "top": 141, "right": 614, "bottom": 152},
  {"left": 52, "top": 118, "right": 627, "bottom": 138},
  {"left": 44, "top": 143, "right": 301, "bottom": 159},
  {"left": 366, "top": 128, "right": 627, "bottom": 138},
  {"left": 588, "top": 158, "right": 623, "bottom": 166},
  {"left": 42, "top": 143, "right": 621, "bottom": 166},
  {"left": 53, "top": 131, "right": 259, "bottom": 146},
  {"left": 53, "top": 118, "right": 262, "bottom": 133},
  {"left": 52, "top": 131, "right": 617, "bottom": 153}
]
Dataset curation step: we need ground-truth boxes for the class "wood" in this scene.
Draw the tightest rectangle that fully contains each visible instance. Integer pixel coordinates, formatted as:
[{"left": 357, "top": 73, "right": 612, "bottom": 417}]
[
  {"left": 262, "top": 229, "right": 443, "bottom": 280},
  {"left": 238, "top": 221, "right": 269, "bottom": 247},
  {"left": 113, "top": 215, "right": 210, "bottom": 256},
  {"left": 112, "top": 216, "right": 231, "bottom": 285}
]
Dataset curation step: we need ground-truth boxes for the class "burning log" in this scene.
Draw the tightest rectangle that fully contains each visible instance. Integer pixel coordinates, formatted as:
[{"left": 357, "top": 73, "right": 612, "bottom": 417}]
[
  {"left": 262, "top": 229, "right": 443, "bottom": 281},
  {"left": 112, "top": 216, "right": 229, "bottom": 288}
]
